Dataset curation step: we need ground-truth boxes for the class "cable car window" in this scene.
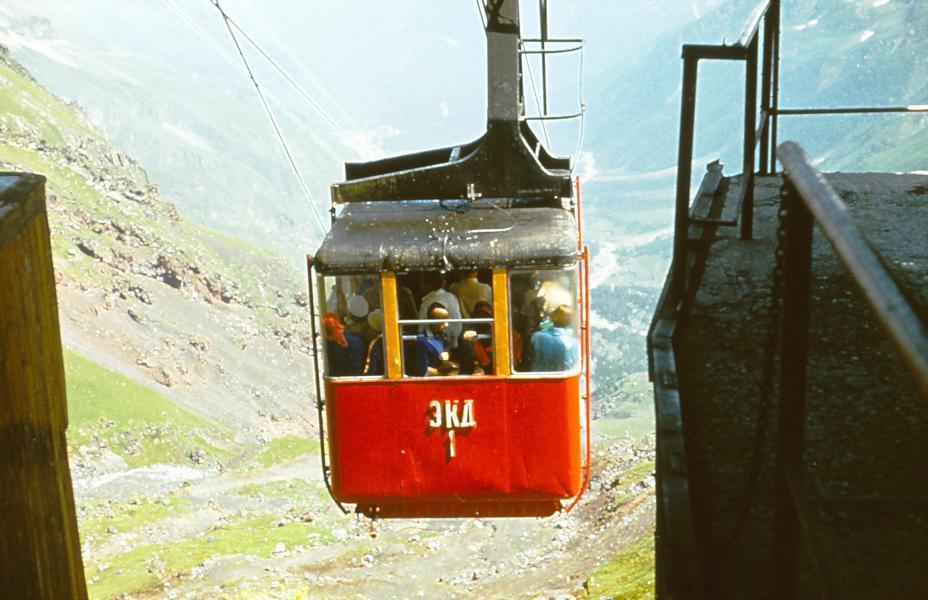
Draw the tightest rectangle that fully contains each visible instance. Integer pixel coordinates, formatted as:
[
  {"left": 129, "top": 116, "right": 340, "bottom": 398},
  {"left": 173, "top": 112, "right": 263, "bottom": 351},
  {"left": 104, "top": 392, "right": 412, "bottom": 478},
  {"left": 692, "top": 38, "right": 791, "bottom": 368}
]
[
  {"left": 510, "top": 267, "right": 579, "bottom": 373},
  {"left": 396, "top": 270, "right": 495, "bottom": 377},
  {"left": 319, "top": 274, "right": 384, "bottom": 378}
]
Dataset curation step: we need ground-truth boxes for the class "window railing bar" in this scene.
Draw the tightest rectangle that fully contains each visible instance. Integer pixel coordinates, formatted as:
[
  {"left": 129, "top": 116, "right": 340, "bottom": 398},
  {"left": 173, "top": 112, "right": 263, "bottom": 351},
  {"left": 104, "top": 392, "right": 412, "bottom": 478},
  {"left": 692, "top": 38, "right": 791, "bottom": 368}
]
[
  {"left": 398, "top": 317, "right": 494, "bottom": 325},
  {"left": 522, "top": 111, "right": 584, "bottom": 121},
  {"left": 520, "top": 45, "right": 583, "bottom": 55},
  {"left": 401, "top": 334, "right": 491, "bottom": 342},
  {"left": 777, "top": 106, "right": 928, "bottom": 115},
  {"left": 521, "top": 37, "right": 583, "bottom": 43}
]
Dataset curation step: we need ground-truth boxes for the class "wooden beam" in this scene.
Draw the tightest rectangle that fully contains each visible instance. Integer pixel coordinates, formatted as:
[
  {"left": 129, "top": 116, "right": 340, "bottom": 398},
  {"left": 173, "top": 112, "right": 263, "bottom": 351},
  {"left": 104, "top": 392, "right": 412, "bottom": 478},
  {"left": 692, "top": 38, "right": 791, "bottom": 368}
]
[{"left": 0, "top": 173, "right": 88, "bottom": 599}]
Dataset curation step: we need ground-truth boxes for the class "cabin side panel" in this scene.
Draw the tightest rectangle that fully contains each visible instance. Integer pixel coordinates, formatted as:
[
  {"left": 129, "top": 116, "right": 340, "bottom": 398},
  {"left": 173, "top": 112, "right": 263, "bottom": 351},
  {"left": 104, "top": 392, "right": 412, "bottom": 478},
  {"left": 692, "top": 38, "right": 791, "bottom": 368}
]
[{"left": 325, "top": 376, "right": 581, "bottom": 505}]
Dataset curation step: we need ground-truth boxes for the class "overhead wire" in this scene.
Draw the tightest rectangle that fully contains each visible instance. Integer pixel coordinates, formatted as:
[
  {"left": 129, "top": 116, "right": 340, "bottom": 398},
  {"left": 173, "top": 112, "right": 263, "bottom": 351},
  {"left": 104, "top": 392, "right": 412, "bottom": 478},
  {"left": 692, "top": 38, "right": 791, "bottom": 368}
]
[
  {"left": 520, "top": 40, "right": 552, "bottom": 149},
  {"left": 166, "top": 0, "right": 366, "bottom": 159},
  {"left": 571, "top": 0, "right": 587, "bottom": 174},
  {"left": 161, "top": 0, "right": 345, "bottom": 163},
  {"left": 239, "top": 0, "right": 361, "bottom": 137},
  {"left": 209, "top": 0, "right": 328, "bottom": 235},
  {"left": 219, "top": 8, "right": 372, "bottom": 160},
  {"left": 474, "top": 0, "right": 487, "bottom": 30}
]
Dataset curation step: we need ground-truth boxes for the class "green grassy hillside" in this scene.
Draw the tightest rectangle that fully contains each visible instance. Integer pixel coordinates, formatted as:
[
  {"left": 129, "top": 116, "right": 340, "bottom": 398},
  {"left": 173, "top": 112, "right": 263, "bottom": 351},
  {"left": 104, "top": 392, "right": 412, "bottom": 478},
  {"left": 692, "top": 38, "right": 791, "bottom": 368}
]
[{"left": 65, "top": 350, "right": 236, "bottom": 468}]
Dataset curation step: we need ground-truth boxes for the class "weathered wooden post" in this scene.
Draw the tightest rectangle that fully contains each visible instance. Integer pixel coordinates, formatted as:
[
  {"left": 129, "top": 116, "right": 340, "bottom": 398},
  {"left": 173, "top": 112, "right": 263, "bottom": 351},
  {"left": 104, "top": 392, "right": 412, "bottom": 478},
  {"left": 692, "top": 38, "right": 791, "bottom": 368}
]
[{"left": 0, "top": 173, "right": 88, "bottom": 599}]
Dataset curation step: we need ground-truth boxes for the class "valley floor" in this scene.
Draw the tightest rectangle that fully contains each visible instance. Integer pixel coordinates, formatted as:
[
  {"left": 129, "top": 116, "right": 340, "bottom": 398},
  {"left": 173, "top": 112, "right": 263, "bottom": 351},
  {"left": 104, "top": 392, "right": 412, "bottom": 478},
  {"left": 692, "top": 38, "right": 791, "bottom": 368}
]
[{"left": 73, "top": 431, "right": 656, "bottom": 600}]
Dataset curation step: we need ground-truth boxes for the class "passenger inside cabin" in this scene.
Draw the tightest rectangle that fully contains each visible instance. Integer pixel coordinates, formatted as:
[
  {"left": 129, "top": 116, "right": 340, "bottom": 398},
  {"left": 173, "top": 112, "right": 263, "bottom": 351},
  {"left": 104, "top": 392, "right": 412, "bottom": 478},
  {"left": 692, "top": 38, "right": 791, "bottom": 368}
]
[
  {"left": 397, "top": 279, "right": 418, "bottom": 321},
  {"left": 358, "top": 278, "right": 381, "bottom": 312},
  {"left": 323, "top": 313, "right": 366, "bottom": 376},
  {"left": 345, "top": 295, "right": 376, "bottom": 341},
  {"left": 522, "top": 271, "right": 572, "bottom": 332},
  {"left": 363, "top": 309, "right": 384, "bottom": 376},
  {"left": 510, "top": 269, "right": 578, "bottom": 371},
  {"left": 418, "top": 272, "right": 463, "bottom": 348},
  {"left": 529, "top": 304, "right": 578, "bottom": 372},
  {"left": 457, "top": 300, "right": 512, "bottom": 375},
  {"left": 411, "top": 302, "right": 459, "bottom": 377},
  {"left": 451, "top": 270, "right": 493, "bottom": 318},
  {"left": 458, "top": 300, "right": 491, "bottom": 375}
]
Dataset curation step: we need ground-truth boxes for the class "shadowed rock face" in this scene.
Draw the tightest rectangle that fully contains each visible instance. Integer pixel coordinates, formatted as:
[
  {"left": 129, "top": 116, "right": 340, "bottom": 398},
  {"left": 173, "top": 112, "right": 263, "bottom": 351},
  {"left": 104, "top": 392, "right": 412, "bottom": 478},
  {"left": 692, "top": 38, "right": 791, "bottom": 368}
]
[{"left": 675, "top": 173, "right": 928, "bottom": 599}]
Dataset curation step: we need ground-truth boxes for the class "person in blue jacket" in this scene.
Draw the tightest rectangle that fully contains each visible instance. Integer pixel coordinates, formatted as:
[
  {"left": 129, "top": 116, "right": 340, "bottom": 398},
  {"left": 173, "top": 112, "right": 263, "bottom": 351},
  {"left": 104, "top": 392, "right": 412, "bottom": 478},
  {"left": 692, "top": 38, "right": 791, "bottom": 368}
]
[
  {"left": 411, "top": 302, "right": 458, "bottom": 376},
  {"left": 529, "top": 304, "right": 578, "bottom": 372}
]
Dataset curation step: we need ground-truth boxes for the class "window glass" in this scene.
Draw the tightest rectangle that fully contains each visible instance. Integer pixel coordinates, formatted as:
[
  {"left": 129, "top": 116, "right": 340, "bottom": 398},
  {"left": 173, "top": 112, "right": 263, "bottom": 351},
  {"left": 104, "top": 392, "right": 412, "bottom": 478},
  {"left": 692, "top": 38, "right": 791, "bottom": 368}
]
[
  {"left": 509, "top": 267, "right": 580, "bottom": 373},
  {"left": 319, "top": 274, "right": 383, "bottom": 378},
  {"left": 396, "top": 270, "right": 495, "bottom": 377}
]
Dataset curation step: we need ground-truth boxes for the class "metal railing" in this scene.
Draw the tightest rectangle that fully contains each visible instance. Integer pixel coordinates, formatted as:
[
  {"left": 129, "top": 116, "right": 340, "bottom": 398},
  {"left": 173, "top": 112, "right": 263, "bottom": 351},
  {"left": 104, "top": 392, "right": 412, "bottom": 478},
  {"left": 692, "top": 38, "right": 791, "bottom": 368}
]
[
  {"left": 773, "top": 141, "right": 928, "bottom": 595},
  {"left": 670, "top": 0, "right": 928, "bottom": 301},
  {"left": 655, "top": 2, "right": 928, "bottom": 596},
  {"left": 672, "top": 0, "right": 779, "bottom": 300}
]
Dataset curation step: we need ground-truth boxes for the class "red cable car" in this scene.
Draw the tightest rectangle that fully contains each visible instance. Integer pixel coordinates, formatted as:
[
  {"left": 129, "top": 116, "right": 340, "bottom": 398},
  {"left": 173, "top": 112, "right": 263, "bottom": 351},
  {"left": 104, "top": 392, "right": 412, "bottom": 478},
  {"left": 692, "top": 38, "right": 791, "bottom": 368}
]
[{"left": 306, "top": 0, "right": 590, "bottom": 519}]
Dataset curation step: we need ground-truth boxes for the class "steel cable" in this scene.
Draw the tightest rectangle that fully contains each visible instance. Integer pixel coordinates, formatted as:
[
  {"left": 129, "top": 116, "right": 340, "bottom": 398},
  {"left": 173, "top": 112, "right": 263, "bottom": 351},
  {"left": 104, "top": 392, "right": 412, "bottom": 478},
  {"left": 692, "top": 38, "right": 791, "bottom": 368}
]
[
  {"left": 220, "top": 12, "right": 371, "bottom": 160},
  {"left": 161, "top": 0, "right": 346, "bottom": 163},
  {"left": 209, "top": 0, "right": 328, "bottom": 235}
]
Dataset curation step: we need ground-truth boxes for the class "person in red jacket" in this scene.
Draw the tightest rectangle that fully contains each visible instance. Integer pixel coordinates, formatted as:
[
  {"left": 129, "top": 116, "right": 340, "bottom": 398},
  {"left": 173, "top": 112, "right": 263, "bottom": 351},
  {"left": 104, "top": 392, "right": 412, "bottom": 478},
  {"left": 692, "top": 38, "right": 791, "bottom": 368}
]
[{"left": 457, "top": 301, "right": 521, "bottom": 375}]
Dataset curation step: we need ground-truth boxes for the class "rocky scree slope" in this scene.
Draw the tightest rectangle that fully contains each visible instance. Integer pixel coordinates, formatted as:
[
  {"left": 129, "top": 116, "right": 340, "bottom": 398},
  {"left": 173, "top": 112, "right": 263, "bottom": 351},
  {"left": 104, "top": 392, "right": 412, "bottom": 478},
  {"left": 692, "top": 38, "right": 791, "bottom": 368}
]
[{"left": 0, "top": 42, "right": 316, "bottom": 448}]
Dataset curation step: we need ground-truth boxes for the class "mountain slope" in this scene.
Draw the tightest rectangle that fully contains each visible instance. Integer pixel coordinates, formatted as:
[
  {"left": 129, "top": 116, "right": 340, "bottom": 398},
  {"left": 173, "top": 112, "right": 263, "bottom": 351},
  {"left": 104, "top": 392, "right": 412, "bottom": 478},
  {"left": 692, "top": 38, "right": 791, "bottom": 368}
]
[
  {"left": 0, "top": 43, "right": 315, "bottom": 433},
  {"left": 583, "top": 0, "right": 928, "bottom": 177},
  {"left": 1, "top": 43, "right": 659, "bottom": 599}
]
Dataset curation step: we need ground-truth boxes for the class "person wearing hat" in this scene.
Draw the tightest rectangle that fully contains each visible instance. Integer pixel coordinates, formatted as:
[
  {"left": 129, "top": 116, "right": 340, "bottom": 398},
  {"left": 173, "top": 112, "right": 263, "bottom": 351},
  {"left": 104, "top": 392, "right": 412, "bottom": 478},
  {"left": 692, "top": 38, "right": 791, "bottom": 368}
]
[
  {"left": 529, "top": 304, "right": 578, "bottom": 372},
  {"left": 363, "top": 309, "right": 385, "bottom": 376},
  {"left": 345, "top": 294, "right": 376, "bottom": 341}
]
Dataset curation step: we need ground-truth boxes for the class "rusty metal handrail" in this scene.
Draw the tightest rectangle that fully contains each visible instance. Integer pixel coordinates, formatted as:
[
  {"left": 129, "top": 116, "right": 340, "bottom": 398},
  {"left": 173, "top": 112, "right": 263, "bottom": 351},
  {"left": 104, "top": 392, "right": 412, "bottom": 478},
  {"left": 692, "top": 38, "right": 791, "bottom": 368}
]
[
  {"left": 657, "top": 5, "right": 781, "bottom": 592},
  {"left": 777, "top": 142, "right": 928, "bottom": 395},
  {"left": 773, "top": 141, "right": 928, "bottom": 595}
]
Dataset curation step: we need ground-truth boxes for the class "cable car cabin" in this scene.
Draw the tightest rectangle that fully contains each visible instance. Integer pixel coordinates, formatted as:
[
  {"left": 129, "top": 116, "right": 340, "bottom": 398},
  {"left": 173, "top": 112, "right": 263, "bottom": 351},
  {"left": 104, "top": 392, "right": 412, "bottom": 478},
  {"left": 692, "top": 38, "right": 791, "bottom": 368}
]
[
  {"left": 305, "top": 0, "right": 590, "bottom": 518},
  {"left": 307, "top": 198, "right": 591, "bottom": 519}
]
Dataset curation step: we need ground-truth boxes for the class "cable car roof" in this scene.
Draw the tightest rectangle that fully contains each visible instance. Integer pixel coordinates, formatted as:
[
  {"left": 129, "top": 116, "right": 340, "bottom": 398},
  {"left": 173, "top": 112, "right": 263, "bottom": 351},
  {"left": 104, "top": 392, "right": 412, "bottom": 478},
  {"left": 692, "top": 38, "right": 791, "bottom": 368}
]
[{"left": 314, "top": 201, "right": 578, "bottom": 274}]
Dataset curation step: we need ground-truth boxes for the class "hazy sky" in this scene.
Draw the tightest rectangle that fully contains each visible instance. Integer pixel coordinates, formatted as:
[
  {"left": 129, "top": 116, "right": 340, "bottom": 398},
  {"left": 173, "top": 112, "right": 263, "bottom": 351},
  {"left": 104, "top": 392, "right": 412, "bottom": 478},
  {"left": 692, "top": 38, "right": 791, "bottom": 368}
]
[{"left": 1, "top": 0, "right": 727, "bottom": 159}]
